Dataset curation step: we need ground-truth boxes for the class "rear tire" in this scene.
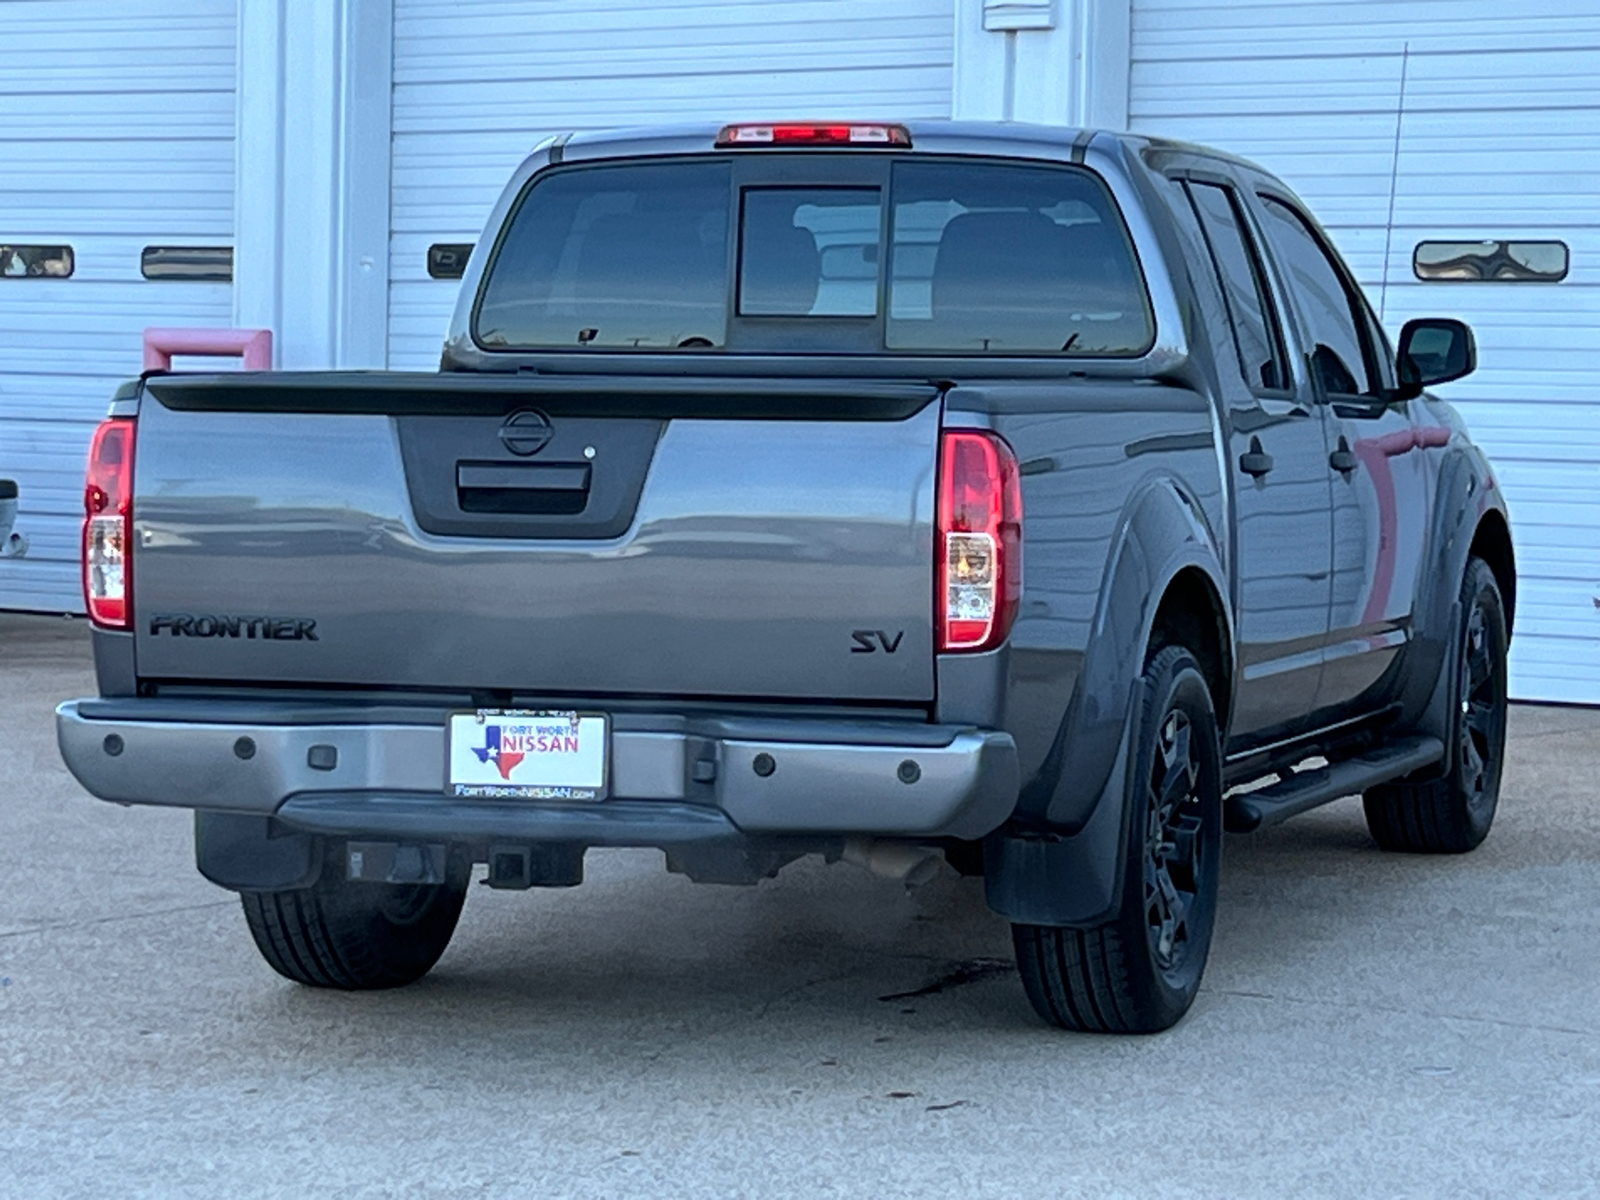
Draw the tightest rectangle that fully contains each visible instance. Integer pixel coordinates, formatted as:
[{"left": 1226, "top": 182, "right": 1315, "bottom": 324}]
[
  {"left": 1013, "top": 645, "right": 1224, "bottom": 1034},
  {"left": 1363, "top": 555, "right": 1508, "bottom": 854},
  {"left": 241, "top": 842, "right": 470, "bottom": 989}
]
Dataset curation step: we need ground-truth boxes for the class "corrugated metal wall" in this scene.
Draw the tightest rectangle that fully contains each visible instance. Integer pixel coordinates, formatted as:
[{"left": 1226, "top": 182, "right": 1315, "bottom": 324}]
[
  {"left": 0, "top": 0, "right": 236, "bottom": 612},
  {"left": 387, "top": 0, "right": 957, "bottom": 369},
  {"left": 1130, "top": 0, "right": 1600, "bottom": 703}
]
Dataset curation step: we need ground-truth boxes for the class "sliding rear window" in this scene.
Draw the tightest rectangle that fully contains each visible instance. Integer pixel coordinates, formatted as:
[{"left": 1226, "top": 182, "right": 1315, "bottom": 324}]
[{"left": 475, "top": 157, "right": 1151, "bottom": 355}]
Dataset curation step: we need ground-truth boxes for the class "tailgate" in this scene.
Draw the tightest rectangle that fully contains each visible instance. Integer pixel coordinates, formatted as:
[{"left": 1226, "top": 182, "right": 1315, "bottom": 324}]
[{"left": 129, "top": 374, "right": 940, "bottom": 703}]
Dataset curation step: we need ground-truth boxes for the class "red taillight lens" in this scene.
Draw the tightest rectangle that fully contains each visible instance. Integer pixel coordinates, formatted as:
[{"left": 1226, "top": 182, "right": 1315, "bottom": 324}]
[
  {"left": 715, "top": 122, "right": 912, "bottom": 148},
  {"left": 937, "top": 430, "right": 1022, "bottom": 653},
  {"left": 83, "top": 418, "right": 135, "bottom": 628}
]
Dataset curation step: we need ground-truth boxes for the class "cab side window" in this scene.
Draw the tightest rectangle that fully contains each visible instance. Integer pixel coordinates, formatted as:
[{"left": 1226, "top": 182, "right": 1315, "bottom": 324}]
[
  {"left": 1257, "top": 195, "right": 1379, "bottom": 400},
  {"left": 1184, "top": 181, "right": 1289, "bottom": 393}
]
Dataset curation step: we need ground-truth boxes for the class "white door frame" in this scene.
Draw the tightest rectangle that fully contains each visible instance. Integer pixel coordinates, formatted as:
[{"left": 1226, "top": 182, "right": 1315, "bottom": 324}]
[
  {"left": 233, "top": 0, "right": 392, "bottom": 368},
  {"left": 952, "top": 0, "right": 1131, "bottom": 128}
]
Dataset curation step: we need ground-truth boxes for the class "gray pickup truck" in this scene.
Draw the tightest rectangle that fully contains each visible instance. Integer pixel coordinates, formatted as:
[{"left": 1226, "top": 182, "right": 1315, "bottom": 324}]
[{"left": 57, "top": 121, "right": 1513, "bottom": 1033}]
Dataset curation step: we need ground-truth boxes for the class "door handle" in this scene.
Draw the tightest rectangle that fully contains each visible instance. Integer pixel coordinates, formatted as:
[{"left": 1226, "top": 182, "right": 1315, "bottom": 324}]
[
  {"left": 1329, "top": 436, "right": 1357, "bottom": 475},
  {"left": 1239, "top": 436, "right": 1274, "bottom": 477}
]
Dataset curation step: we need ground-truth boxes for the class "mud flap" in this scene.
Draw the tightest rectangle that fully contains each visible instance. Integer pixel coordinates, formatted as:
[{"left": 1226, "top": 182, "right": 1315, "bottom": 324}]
[
  {"left": 195, "top": 812, "right": 321, "bottom": 892},
  {"left": 1417, "top": 599, "right": 1464, "bottom": 755},
  {"left": 982, "top": 675, "right": 1149, "bottom": 927}
]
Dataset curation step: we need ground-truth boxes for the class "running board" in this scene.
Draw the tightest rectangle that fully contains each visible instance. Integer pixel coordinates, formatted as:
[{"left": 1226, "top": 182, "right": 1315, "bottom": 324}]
[{"left": 1224, "top": 736, "right": 1445, "bottom": 833}]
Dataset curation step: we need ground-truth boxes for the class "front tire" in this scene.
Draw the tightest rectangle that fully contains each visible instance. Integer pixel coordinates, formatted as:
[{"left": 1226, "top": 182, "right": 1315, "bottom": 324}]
[
  {"left": 1363, "top": 555, "right": 1509, "bottom": 853},
  {"left": 241, "top": 842, "right": 470, "bottom": 989},
  {"left": 1013, "top": 644, "right": 1224, "bottom": 1034}
]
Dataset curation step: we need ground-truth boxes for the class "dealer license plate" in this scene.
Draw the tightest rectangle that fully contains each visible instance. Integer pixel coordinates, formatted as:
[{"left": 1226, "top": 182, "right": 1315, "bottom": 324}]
[{"left": 446, "top": 710, "right": 607, "bottom": 799}]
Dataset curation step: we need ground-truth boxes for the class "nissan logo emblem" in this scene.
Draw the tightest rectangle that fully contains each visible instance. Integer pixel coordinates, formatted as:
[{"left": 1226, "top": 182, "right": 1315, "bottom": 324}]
[{"left": 499, "top": 409, "right": 554, "bottom": 456}]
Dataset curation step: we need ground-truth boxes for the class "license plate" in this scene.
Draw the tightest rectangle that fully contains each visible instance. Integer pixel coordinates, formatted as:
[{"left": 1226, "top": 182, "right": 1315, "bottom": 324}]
[{"left": 446, "top": 710, "right": 607, "bottom": 799}]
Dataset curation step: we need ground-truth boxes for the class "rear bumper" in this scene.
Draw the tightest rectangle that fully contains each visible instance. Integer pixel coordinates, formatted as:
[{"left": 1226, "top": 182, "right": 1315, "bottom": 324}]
[{"left": 56, "top": 699, "right": 1019, "bottom": 844}]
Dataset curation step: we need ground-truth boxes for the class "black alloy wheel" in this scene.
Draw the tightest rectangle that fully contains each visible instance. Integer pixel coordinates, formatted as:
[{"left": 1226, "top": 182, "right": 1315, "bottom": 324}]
[
  {"left": 1013, "top": 644, "right": 1223, "bottom": 1034},
  {"left": 1145, "top": 707, "right": 1205, "bottom": 974},
  {"left": 1457, "top": 590, "right": 1507, "bottom": 825},
  {"left": 1364, "top": 555, "right": 1509, "bottom": 853}
]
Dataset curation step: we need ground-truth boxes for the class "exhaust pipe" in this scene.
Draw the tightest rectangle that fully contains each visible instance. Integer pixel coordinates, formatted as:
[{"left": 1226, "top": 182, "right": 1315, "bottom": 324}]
[{"left": 842, "top": 837, "right": 944, "bottom": 889}]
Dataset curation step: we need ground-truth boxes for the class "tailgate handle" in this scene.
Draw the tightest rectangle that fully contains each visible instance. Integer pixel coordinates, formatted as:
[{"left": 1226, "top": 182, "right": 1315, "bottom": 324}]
[
  {"left": 456, "top": 463, "right": 591, "bottom": 491},
  {"left": 455, "top": 461, "right": 592, "bottom": 516}
]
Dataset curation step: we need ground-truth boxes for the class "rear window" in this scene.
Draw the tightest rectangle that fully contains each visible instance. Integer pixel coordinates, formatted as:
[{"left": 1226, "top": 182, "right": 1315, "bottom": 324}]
[
  {"left": 886, "top": 162, "right": 1151, "bottom": 353},
  {"left": 477, "top": 161, "right": 732, "bottom": 350},
  {"left": 475, "top": 158, "right": 1151, "bottom": 355}
]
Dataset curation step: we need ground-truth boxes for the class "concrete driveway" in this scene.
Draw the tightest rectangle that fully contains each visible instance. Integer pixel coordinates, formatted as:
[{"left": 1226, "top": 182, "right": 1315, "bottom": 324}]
[{"left": 3, "top": 613, "right": 1598, "bottom": 1198}]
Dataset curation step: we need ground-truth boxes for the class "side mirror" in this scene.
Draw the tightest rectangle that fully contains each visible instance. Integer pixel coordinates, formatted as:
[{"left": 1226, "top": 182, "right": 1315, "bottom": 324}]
[{"left": 1397, "top": 317, "right": 1476, "bottom": 398}]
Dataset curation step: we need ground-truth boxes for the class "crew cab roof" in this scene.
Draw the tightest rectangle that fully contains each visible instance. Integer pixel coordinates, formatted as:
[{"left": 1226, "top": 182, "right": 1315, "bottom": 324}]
[
  {"left": 540, "top": 119, "right": 1107, "bottom": 169},
  {"left": 525, "top": 119, "right": 1275, "bottom": 195}
]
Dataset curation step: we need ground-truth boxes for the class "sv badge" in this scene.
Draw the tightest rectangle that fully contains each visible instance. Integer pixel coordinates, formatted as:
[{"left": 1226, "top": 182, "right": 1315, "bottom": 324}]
[{"left": 851, "top": 630, "right": 905, "bottom": 654}]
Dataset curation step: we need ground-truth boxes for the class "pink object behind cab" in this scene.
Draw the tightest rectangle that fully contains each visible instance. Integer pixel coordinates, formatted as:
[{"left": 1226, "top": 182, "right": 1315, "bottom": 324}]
[{"left": 142, "top": 327, "right": 273, "bottom": 372}]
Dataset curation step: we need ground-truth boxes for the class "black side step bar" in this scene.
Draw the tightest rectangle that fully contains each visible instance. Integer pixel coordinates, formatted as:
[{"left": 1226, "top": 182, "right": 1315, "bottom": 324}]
[{"left": 1224, "top": 735, "right": 1445, "bottom": 833}]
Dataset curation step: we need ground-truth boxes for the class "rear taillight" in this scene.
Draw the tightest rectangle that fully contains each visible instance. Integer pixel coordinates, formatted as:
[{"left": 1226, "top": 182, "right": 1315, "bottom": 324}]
[
  {"left": 937, "top": 430, "right": 1022, "bottom": 653},
  {"left": 83, "top": 418, "right": 135, "bottom": 628}
]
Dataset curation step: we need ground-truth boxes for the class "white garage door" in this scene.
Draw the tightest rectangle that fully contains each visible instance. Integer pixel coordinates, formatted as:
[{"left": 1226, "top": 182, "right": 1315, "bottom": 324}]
[
  {"left": 1130, "top": 1, "right": 1600, "bottom": 703},
  {"left": 388, "top": 0, "right": 956, "bottom": 369},
  {"left": 0, "top": 0, "right": 236, "bottom": 612}
]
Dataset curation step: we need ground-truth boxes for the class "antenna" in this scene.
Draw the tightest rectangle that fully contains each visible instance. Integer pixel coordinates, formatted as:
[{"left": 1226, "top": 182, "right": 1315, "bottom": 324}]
[{"left": 1379, "top": 43, "right": 1411, "bottom": 322}]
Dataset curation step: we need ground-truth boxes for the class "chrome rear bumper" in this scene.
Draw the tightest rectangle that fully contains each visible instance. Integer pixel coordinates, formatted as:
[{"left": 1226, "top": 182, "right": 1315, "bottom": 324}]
[{"left": 57, "top": 699, "right": 1019, "bottom": 843}]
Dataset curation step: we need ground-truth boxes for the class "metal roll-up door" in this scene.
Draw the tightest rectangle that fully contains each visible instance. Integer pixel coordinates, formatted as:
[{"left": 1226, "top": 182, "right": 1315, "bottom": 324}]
[
  {"left": 0, "top": 0, "right": 237, "bottom": 612},
  {"left": 1131, "top": 1, "right": 1600, "bottom": 702}
]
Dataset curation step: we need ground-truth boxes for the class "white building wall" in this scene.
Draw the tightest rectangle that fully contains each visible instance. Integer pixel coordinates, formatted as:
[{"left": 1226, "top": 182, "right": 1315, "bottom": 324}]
[
  {"left": 233, "top": 0, "right": 393, "bottom": 370},
  {"left": 387, "top": 0, "right": 958, "bottom": 368},
  {"left": 1130, "top": 0, "right": 1600, "bottom": 702},
  {"left": 0, "top": 1, "right": 237, "bottom": 611},
  {"left": 951, "top": 0, "right": 1129, "bottom": 127}
]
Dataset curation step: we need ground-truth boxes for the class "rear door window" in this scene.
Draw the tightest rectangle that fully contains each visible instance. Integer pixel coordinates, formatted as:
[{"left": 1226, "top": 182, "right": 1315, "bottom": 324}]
[
  {"left": 887, "top": 161, "right": 1152, "bottom": 354},
  {"left": 1184, "top": 181, "right": 1289, "bottom": 393}
]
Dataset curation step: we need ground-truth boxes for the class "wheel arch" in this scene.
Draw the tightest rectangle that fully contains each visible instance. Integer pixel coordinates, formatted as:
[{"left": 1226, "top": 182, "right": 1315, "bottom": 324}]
[
  {"left": 1147, "top": 565, "right": 1233, "bottom": 737},
  {"left": 1469, "top": 507, "right": 1516, "bottom": 638},
  {"left": 986, "top": 473, "right": 1232, "bottom": 928},
  {"left": 1034, "top": 475, "right": 1231, "bottom": 831},
  {"left": 1401, "top": 444, "right": 1514, "bottom": 741}
]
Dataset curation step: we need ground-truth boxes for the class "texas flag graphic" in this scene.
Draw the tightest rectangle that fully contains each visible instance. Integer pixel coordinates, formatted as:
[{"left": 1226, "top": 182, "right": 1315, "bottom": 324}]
[{"left": 471, "top": 725, "right": 524, "bottom": 781}]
